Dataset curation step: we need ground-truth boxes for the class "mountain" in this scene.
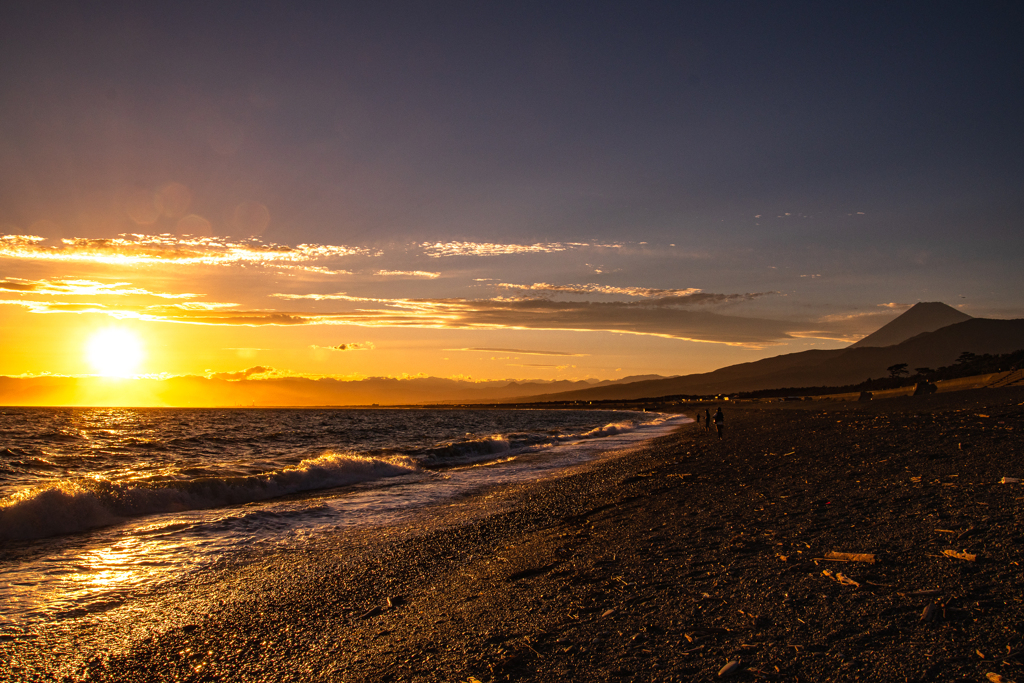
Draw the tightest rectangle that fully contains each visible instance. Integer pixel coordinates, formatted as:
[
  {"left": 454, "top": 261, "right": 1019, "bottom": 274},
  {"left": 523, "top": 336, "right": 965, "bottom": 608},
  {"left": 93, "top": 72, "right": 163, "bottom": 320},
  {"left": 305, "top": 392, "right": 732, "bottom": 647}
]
[
  {"left": 849, "top": 302, "right": 972, "bottom": 348},
  {"left": 498, "top": 316, "right": 1024, "bottom": 403},
  {"left": 0, "top": 372, "right": 674, "bottom": 407}
]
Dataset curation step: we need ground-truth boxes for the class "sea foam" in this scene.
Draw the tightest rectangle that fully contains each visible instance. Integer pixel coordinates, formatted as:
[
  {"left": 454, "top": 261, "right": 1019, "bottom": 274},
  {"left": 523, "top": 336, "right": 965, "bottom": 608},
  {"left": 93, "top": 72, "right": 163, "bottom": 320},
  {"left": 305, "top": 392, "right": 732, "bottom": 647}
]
[{"left": 0, "top": 452, "right": 420, "bottom": 541}]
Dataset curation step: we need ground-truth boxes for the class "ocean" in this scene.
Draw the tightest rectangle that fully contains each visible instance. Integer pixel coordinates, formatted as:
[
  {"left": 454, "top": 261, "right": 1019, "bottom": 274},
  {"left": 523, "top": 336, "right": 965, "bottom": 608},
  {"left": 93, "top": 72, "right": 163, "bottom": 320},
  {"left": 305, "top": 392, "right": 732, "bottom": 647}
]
[{"left": 0, "top": 407, "right": 686, "bottom": 635}]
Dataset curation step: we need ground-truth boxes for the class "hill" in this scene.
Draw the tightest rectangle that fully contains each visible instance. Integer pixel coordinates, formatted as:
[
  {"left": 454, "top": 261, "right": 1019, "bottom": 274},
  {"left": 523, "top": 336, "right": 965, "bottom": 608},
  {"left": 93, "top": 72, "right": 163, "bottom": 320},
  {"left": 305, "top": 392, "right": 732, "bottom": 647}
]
[{"left": 500, "top": 317, "right": 1024, "bottom": 402}]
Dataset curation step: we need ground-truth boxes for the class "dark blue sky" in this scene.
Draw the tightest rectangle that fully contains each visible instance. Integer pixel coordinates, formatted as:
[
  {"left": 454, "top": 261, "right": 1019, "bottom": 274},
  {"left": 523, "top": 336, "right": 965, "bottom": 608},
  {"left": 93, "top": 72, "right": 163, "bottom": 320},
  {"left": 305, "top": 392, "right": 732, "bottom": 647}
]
[{"left": 3, "top": 1, "right": 1020, "bottom": 243}]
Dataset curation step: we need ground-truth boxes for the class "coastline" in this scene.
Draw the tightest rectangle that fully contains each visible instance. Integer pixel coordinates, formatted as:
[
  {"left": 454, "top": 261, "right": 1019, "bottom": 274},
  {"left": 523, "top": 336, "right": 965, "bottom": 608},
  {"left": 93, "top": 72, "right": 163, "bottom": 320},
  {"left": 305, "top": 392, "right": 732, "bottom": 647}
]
[{"left": 5, "top": 386, "right": 1024, "bottom": 681}]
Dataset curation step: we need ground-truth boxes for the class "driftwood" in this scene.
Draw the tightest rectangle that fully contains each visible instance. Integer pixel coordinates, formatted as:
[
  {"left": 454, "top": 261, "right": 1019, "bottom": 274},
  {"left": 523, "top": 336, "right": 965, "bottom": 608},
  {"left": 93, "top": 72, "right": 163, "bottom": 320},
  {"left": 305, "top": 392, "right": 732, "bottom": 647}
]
[
  {"left": 942, "top": 549, "right": 978, "bottom": 562},
  {"left": 822, "top": 552, "right": 876, "bottom": 563},
  {"left": 822, "top": 569, "right": 860, "bottom": 587}
]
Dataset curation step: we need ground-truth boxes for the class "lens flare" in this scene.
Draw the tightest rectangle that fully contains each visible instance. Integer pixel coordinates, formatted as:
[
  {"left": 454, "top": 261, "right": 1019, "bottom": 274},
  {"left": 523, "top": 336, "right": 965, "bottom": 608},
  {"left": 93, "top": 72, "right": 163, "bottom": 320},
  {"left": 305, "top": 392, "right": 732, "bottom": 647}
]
[{"left": 86, "top": 329, "right": 144, "bottom": 377}]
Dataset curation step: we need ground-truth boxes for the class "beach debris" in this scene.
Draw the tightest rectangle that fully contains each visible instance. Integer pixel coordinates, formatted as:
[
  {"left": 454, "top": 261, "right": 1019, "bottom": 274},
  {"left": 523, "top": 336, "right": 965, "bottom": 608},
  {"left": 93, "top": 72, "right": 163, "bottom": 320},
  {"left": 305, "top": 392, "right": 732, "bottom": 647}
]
[
  {"left": 465, "top": 677, "right": 485, "bottom": 683},
  {"left": 386, "top": 595, "right": 405, "bottom": 609},
  {"left": 986, "top": 674, "right": 1014, "bottom": 683},
  {"left": 359, "top": 606, "right": 383, "bottom": 620},
  {"left": 1000, "top": 477, "right": 1021, "bottom": 484},
  {"left": 601, "top": 609, "right": 616, "bottom": 618},
  {"left": 506, "top": 562, "right": 559, "bottom": 582},
  {"left": 920, "top": 603, "right": 939, "bottom": 623},
  {"left": 822, "top": 551, "right": 875, "bottom": 563},
  {"left": 718, "top": 660, "right": 742, "bottom": 677},
  {"left": 822, "top": 569, "right": 860, "bottom": 587},
  {"left": 942, "top": 549, "right": 977, "bottom": 562},
  {"left": 747, "top": 667, "right": 782, "bottom": 679}
]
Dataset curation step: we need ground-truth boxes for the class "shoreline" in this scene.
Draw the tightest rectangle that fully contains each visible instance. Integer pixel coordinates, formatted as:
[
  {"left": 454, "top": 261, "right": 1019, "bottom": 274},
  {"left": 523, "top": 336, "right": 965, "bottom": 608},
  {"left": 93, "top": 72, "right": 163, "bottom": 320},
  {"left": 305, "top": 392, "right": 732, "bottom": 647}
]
[{"left": 4, "top": 386, "right": 1024, "bottom": 681}]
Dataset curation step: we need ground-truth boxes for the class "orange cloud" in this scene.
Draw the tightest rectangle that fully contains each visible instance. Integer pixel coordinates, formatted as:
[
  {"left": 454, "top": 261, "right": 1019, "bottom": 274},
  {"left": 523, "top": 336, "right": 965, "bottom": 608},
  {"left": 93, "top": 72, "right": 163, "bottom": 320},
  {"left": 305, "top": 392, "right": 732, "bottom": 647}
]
[
  {"left": 450, "top": 347, "right": 587, "bottom": 356},
  {"left": 311, "top": 342, "right": 376, "bottom": 351},
  {"left": 496, "top": 283, "right": 723, "bottom": 299},
  {"left": 375, "top": 270, "right": 441, "bottom": 279},
  {"left": 0, "top": 277, "right": 196, "bottom": 298},
  {"left": 420, "top": 241, "right": 621, "bottom": 257},
  {"left": 1, "top": 285, "right": 834, "bottom": 346},
  {"left": 0, "top": 233, "right": 372, "bottom": 271}
]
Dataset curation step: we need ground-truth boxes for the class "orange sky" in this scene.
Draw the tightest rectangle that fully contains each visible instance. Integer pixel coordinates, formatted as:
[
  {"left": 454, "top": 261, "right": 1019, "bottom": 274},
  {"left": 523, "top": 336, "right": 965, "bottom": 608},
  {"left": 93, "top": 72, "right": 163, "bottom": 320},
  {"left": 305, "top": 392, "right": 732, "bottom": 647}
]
[
  {"left": 0, "top": 229, "right": 885, "bottom": 405},
  {"left": 2, "top": 5, "right": 1021, "bottom": 405}
]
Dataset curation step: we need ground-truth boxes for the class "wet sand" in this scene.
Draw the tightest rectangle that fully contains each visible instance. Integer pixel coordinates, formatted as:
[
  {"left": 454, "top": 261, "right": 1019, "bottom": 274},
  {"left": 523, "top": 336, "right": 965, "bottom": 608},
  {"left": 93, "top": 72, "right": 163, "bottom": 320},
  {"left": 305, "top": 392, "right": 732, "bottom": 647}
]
[{"left": 5, "top": 387, "right": 1024, "bottom": 682}]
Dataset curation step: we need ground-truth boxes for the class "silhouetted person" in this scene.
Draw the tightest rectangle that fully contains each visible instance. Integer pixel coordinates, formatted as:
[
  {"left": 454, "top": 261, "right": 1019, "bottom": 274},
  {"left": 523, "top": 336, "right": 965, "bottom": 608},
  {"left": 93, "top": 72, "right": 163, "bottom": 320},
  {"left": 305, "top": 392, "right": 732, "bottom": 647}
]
[
  {"left": 695, "top": 412, "right": 702, "bottom": 429},
  {"left": 704, "top": 408, "right": 711, "bottom": 432},
  {"left": 713, "top": 407, "right": 724, "bottom": 439}
]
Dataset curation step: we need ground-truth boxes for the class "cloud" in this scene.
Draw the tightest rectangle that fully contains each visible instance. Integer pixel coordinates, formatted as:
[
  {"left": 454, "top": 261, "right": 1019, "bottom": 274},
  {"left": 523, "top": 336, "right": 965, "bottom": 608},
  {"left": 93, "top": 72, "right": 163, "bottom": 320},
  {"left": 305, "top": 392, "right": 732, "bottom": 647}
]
[
  {"left": 878, "top": 302, "right": 912, "bottom": 309},
  {"left": 451, "top": 347, "right": 587, "bottom": 356},
  {"left": 420, "top": 241, "right": 621, "bottom": 258},
  {"left": 375, "top": 270, "right": 440, "bottom": 279},
  {"left": 1, "top": 289, "right": 833, "bottom": 346},
  {"left": 208, "top": 366, "right": 275, "bottom": 380},
  {"left": 507, "top": 363, "right": 568, "bottom": 368},
  {"left": 312, "top": 342, "right": 376, "bottom": 351},
  {"left": 786, "top": 309, "right": 909, "bottom": 343},
  {"left": 495, "top": 283, "right": 764, "bottom": 302},
  {"left": 271, "top": 292, "right": 362, "bottom": 301},
  {"left": 283, "top": 295, "right": 802, "bottom": 346},
  {"left": 0, "top": 233, "right": 373, "bottom": 272},
  {"left": 0, "top": 277, "right": 197, "bottom": 298}
]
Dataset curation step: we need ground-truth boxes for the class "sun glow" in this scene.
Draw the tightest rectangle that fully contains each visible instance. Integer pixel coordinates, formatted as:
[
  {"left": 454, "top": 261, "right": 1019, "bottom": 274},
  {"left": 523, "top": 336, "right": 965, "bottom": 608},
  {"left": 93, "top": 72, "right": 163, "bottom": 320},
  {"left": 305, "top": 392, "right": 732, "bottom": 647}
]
[{"left": 86, "top": 329, "right": 144, "bottom": 376}]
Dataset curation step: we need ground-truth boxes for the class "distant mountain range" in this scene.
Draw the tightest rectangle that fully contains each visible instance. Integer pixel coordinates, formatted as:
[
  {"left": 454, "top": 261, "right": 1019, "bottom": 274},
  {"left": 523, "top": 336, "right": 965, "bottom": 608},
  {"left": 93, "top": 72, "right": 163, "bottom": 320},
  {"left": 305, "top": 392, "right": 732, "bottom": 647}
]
[
  {"left": 496, "top": 303, "right": 1024, "bottom": 402},
  {"left": 0, "top": 371, "right": 671, "bottom": 407},
  {"left": 3, "top": 303, "right": 1021, "bottom": 407}
]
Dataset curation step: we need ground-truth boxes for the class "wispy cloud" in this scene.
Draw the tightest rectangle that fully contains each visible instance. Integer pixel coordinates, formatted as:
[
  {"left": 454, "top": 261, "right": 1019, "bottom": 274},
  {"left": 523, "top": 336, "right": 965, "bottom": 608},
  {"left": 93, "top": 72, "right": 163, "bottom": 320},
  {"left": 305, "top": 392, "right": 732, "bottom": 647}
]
[
  {"left": 420, "top": 241, "right": 621, "bottom": 258},
  {"left": 878, "top": 302, "right": 912, "bottom": 309},
  {"left": 1, "top": 289, "right": 831, "bottom": 346},
  {"left": 0, "top": 233, "right": 373, "bottom": 271},
  {"left": 0, "top": 277, "right": 196, "bottom": 298},
  {"left": 451, "top": 347, "right": 588, "bottom": 356},
  {"left": 495, "top": 283, "right": 760, "bottom": 301},
  {"left": 208, "top": 366, "right": 275, "bottom": 380},
  {"left": 271, "top": 292, "right": 358, "bottom": 301},
  {"left": 375, "top": 270, "right": 440, "bottom": 279},
  {"left": 311, "top": 342, "right": 376, "bottom": 351}
]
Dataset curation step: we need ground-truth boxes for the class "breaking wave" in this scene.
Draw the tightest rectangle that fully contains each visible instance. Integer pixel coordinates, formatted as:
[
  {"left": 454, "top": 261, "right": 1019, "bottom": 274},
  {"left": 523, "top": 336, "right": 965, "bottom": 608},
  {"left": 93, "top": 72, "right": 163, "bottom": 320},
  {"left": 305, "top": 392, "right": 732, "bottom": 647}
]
[{"left": 0, "top": 452, "right": 420, "bottom": 541}]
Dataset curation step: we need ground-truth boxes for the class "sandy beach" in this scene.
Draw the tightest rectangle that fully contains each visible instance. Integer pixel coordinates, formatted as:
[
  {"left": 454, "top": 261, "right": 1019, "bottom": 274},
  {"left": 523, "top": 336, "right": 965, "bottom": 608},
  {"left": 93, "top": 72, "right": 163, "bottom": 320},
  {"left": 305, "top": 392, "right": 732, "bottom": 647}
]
[{"left": 5, "top": 386, "right": 1024, "bottom": 682}]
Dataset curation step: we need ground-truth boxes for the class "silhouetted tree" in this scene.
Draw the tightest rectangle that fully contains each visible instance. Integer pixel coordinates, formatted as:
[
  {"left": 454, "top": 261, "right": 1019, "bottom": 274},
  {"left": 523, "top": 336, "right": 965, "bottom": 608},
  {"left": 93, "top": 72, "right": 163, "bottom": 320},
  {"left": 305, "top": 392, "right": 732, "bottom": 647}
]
[
  {"left": 956, "top": 351, "right": 977, "bottom": 365},
  {"left": 887, "top": 363, "right": 909, "bottom": 379},
  {"left": 915, "top": 367, "right": 934, "bottom": 375}
]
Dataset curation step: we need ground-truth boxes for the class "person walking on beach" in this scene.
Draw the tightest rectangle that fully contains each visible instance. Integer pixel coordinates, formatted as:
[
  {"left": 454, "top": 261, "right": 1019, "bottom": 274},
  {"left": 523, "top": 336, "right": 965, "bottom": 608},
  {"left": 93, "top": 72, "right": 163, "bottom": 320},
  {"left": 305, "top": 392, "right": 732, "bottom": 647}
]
[
  {"left": 695, "top": 412, "right": 702, "bottom": 430},
  {"left": 713, "top": 407, "right": 724, "bottom": 439},
  {"left": 704, "top": 408, "right": 711, "bottom": 432}
]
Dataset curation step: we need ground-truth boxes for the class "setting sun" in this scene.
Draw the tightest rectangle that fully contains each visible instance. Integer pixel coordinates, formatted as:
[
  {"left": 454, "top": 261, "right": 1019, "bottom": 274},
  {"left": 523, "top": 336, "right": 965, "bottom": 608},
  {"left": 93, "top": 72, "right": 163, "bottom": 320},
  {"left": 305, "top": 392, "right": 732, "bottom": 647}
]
[{"left": 86, "top": 329, "right": 144, "bottom": 377}]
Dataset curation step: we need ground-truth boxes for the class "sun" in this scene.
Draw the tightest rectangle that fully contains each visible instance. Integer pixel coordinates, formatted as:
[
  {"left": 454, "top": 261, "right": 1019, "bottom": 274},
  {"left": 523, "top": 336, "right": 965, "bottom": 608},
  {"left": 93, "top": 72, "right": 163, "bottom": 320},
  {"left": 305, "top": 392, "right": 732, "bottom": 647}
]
[{"left": 86, "top": 329, "right": 145, "bottom": 377}]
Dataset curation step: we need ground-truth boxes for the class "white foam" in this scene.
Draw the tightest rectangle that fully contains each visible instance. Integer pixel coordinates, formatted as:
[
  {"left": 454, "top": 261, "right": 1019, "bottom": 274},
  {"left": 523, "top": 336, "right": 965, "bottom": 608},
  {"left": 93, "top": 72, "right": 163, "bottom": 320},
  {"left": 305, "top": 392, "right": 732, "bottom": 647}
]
[{"left": 0, "top": 452, "right": 420, "bottom": 541}]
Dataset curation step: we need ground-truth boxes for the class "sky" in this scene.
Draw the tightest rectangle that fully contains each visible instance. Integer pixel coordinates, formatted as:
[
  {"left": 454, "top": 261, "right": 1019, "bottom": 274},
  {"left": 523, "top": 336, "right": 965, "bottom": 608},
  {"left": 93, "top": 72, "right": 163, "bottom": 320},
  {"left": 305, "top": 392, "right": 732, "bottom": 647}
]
[{"left": 0, "top": 1, "right": 1022, "bottom": 400}]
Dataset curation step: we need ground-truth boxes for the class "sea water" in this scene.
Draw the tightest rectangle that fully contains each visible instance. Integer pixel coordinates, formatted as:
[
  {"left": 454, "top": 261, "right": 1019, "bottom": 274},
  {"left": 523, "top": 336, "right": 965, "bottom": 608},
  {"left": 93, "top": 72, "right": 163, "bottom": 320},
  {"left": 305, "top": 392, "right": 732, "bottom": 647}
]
[{"left": 0, "top": 407, "right": 686, "bottom": 631}]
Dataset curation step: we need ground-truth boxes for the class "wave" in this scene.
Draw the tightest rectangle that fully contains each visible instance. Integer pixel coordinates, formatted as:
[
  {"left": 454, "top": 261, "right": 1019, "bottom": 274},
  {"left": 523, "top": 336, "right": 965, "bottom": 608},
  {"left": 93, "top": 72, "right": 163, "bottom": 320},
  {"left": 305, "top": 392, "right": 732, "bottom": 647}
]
[
  {"left": 0, "top": 452, "right": 420, "bottom": 541},
  {"left": 581, "top": 420, "right": 639, "bottom": 438},
  {"left": 416, "top": 418, "right": 652, "bottom": 466}
]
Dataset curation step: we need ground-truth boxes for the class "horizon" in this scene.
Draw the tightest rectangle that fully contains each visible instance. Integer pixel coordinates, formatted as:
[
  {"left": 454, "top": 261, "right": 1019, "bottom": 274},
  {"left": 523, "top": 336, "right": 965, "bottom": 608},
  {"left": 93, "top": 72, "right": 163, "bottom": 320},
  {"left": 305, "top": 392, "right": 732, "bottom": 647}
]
[{"left": 2, "top": 4, "right": 1022, "bottom": 406}]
